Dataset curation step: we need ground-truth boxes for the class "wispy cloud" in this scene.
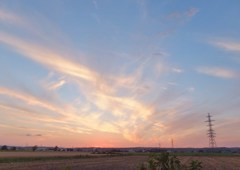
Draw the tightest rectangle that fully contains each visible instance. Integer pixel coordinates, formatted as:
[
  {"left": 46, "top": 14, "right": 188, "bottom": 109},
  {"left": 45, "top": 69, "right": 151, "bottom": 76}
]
[
  {"left": 211, "top": 39, "right": 240, "bottom": 53},
  {"left": 172, "top": 68, "right": 184, "bottom": 73},
  {"left": 0, "top": 8, "right": 204, "bottom": 146},
  {"left": 167, "top": 7, "right": 199, "bottom": 21},
  {"left": 137, "top": 0, "right": 147, "bottom": 20},
  {"left": 92, "top": 0, "right": 98, "bottom": 9},
  {"left": 26, "top": 134, "right": 42, "bottom": 137},
  {"left": 196, "top": 66, "right": 237, "bottom": 79},
  {"left": 0, "top": 9, "right": 23, "bottom": 24},
  {"left": 186, "top": 8, "right": 199, "bottom": 17},
  {"left": 0, "top": 87, "right": 63, "bottom": 114},
  {"left": 0, "top": 28, "right": 154, "bottom": 142},
  {"left": 0, "top": 97, "right": 98, "bottom": 136},
  {"left": 0, "top": 31, "right": 99, "bottom": 83},
  {"left": 48, "top": 79, "right": 66, "bottom": 90},
  {"left": 188, "top": 87, "right": 195, "bottom": 92}
]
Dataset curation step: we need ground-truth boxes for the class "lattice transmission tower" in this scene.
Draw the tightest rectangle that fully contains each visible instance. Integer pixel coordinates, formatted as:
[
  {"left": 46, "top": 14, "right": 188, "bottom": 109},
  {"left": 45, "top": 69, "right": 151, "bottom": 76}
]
[{"left": 206, "top": 113, "right": 217, "bottom": 148}]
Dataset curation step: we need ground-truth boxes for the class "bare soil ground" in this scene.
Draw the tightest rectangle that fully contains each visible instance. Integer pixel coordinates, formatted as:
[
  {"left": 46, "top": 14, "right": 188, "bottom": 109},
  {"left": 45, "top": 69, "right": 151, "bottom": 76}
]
[
  {"left": 181, "top": 156, "right": 240, "bottom": 170},
  {"left": 0, "top": 154, "right": 239, "bottom": 170},
  {"left": 0, "top": 155, "right": 147, "bottom": 170}
]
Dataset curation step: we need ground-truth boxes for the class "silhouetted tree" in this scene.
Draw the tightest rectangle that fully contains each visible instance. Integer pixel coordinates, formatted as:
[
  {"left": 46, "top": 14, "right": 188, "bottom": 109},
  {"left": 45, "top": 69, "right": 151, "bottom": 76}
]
[
  {"left": 54, "top": 146, "right": 59, "bottom": 151},
  {"left": 11, "top": 146, "right": 16, "bottom": 151},
  {"left": 1, "top": 145, "right": 8, "bottom": 150},
  {"left": 32, "top": 145, "right": 38, "bottom": 151}
]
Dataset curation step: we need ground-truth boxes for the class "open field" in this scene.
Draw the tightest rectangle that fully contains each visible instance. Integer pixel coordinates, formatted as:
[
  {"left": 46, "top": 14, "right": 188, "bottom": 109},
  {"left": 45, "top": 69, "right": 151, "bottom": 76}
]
[
  {"left": 0, "top": 151, "right": 94, "bottom": 158},
  {"left": 180, "top": 156, "right": 240, "bottom": 170},
  {"left": 0, "top": 152, "right": 240, "bottom": 170}
]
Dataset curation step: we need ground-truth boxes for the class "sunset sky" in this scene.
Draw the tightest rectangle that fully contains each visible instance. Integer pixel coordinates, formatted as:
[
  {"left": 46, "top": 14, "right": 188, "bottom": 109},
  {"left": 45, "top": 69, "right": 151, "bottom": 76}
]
[{"left": 0, "top": 0, "right": 240, "bottom": 148}]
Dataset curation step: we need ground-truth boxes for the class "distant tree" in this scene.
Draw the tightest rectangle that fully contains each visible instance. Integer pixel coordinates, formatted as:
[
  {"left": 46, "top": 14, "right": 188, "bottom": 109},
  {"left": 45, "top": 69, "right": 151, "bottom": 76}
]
[
  {"left": 54, "top": 146, "right": 59, "bottom": 151},
  {"left": 32, "top": 145, "right": 38, "bottom": 151},
  {"left": 1, "top": 145, "right": 8, "bottom": 150},
  {"left": 11, "top": 146, "right": 16, "bottom": 151}
]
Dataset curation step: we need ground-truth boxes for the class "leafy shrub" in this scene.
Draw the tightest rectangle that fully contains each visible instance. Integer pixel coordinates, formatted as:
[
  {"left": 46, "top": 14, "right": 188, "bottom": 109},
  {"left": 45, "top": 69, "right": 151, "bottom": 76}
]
[
  {"left": 188, "top": 160, "right": 202, "bottom": 170},
  {"left": 137, "top": 152, "right": 202, "bottom": 170},
  {"left": 149, "top": 152, "right": 181, "bottom": 170}
]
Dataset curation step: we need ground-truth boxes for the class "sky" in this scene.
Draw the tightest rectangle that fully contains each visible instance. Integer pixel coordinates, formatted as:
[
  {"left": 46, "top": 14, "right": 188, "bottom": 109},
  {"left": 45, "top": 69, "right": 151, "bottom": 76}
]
[{"left": 0, "top": 0, "right": 240, "bottom": 148}]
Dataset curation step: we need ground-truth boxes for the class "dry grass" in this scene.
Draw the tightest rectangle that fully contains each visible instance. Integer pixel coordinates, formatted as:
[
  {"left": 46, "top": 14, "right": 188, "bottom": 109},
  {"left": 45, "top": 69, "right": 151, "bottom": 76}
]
[
  {"left": 179, "top": 156, "right": 240, "bottom": 170},
  {"left": 184, "top": 156, "right": 240, "bottom": 170}
]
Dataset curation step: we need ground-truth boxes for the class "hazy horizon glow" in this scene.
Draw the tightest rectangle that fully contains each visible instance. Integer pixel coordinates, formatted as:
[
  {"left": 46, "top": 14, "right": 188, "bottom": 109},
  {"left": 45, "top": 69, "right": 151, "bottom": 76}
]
[{"left": 0, "top": 0, "right": 240, "bottom": 148}]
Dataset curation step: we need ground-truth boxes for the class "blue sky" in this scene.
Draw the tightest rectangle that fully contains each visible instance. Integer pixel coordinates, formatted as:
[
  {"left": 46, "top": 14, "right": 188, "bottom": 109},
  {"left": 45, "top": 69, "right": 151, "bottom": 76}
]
[{"left": 0, "top": 0, "right": 239, "bottom": 147}]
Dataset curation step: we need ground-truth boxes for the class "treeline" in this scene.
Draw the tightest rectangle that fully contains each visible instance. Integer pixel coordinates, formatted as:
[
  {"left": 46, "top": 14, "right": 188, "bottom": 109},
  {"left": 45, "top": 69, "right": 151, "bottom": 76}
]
[
  {"left": 0, "top": 145, "right": 59, "bottom": 151},
  {"left": 1, "top": 145, "right": 16, "bottom": 151}
]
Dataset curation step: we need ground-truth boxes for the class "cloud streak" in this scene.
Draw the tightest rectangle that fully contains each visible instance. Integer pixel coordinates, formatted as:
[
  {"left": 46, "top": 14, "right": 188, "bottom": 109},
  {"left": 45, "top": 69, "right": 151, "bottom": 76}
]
[
  {"left": 48, "top": 79, "right": 66, "bottom": 90},
  {"left": 196, "top": 66, "right": 238, "bottom": 79},
  {"left": 0, "top": 87, "right": 63, "bottom": 114},
  {"left": 167, "top": 7, "right": 199, "bottom": 21},
  {"left": 211, "top": 39, "right": 240, "bottom": 53},
  {"left": 0, "top": 32, "right": 99, "bottom": 83},
  {"left": 0, "top": 9, "right": 23, "bottom": 25},
  {"left": 186, "top": 8, "right": 199, "bottom": 17}
]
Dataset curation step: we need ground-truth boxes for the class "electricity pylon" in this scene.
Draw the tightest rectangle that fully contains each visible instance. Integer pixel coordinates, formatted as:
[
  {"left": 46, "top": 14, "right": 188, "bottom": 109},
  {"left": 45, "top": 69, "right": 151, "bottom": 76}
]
[{"left": 206, "top": 113, "right": 217, "bottom": 148}]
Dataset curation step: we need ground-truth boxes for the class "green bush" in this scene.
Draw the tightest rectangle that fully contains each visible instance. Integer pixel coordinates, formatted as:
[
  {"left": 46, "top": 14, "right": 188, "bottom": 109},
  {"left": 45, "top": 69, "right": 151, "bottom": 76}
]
[
  {"left": 188, "top": 160, "right": 202, "bottom": 170},
  {"left": 137, "top": 152, "right": 202, "bottom": 170}
]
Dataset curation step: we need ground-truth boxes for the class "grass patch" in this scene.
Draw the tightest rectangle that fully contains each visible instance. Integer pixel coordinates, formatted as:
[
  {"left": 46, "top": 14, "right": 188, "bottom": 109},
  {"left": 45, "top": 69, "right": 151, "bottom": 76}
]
[
  {"left": 0, "top": 154, "right": 100, "bottom": 163},
  {"left": 0, "top": 153, "right": 136, "bottom": 163}
]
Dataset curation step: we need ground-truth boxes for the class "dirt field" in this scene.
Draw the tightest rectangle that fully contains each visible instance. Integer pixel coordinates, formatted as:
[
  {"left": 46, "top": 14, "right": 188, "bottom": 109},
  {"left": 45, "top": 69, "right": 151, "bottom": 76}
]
[
  {"left": 0, "top": 154, "right": 239, "bottom": 170},
  {"left": 180, "top": 156, "right": 240, "bottom": 170},
  {"left": 0, "top": 155, "right": 146, "bottom": 170}
]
